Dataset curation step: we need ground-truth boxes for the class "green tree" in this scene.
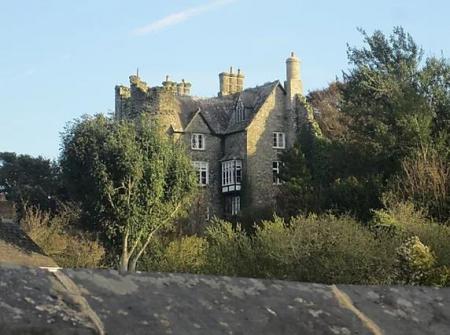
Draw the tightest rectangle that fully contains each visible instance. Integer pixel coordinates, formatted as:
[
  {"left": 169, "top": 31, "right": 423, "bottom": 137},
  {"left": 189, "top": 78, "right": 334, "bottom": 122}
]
[
  {"left": 277, "top": 123, "right": 383, "bottom": 219},
  {"left": 419, "top": 57, "right": 450, "bottom": 137},
  {"left": 342, "top": 27, "right": 434, "bottom": 176},
  {"left": 279, "top": 27, "right": 450, "bottom": 220},
  {"left": 0, "top": 152, "right": 61, "bottom": 213},
  {"left": 60, "top": 114, "right": 197, "bottom": 272}
]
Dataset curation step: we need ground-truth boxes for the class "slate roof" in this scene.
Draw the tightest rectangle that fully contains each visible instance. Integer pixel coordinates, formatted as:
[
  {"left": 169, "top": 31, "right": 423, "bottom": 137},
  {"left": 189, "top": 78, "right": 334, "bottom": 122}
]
[{"left": 176, "top": 81, "right": 282, "bottom": 135}]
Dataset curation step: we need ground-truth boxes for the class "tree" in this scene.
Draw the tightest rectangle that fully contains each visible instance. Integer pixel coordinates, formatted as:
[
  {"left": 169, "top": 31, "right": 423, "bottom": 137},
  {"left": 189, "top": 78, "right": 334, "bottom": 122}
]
[
  {"left": 60, "top": 114, "right": 197, "bottom": 272},
  {"left": 390, "top": 144, "right": 450, "bottom": 221},
  {"left": 279, "top": 27, "right": 450, "bottom": 220},
  {"left": 0, "top": 152, "right": 61, "bottom": 213},
  {"left": 342, "top": 27, "right": 435, "bottom": 176},
  {"left": 419, "top": 57, "right": 450, "bottom": 137},
  {"left": 307, "top": 81, "right": 349, "bottom": 140}
]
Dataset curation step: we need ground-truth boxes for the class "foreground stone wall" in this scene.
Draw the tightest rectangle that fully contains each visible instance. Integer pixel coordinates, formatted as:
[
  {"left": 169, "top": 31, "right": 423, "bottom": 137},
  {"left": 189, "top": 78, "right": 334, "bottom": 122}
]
[{"left": 0, "top": 265, "right": 449, "bottom": 334}]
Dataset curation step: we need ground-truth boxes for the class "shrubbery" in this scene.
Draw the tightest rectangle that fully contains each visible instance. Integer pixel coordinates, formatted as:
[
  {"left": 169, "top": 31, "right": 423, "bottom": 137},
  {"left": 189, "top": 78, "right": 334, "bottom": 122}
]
[
  {"left": 139, "top": 201, "right": 449, "bottom": 286},
  {"left": 20, "top": 206, "right": 105, "bottom": 268}
]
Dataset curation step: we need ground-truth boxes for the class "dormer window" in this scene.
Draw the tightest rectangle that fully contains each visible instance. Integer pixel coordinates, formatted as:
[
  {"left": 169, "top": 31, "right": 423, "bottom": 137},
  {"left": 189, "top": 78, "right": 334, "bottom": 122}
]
[
  {"left": 235, "top": 100, "right": 245, "bottom": 123},
  {"left": 273, "top": 132, "right": 286, "bottom": 149},
  {"left": 191, "top": 133, "right": 205, "bottom": 150}
]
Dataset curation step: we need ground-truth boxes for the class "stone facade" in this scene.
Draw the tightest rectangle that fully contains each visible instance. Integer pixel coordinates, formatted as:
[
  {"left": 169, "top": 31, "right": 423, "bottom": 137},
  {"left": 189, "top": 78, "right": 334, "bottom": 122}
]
[{"left": 115, "top": 53, "right": 307, "bottom": 222}]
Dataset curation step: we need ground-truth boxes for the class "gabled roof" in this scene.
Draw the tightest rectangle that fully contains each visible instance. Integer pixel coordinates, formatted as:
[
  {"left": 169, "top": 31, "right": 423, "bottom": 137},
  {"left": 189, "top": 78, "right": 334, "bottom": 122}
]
[
  {"left": 224, "top": 81, "right": 282, "bottom": 134},
  {"left": 183, "top": 108, "right": 216, "bottom": 134},
  {"left": 175, "top": 81, "right": 284, "bottom": 135}
]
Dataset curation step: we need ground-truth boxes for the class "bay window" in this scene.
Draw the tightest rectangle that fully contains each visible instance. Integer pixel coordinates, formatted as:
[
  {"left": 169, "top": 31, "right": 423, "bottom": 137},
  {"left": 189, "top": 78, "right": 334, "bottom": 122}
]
[{"left": 221, "top": 159, "right": 242, "bottom": 193}]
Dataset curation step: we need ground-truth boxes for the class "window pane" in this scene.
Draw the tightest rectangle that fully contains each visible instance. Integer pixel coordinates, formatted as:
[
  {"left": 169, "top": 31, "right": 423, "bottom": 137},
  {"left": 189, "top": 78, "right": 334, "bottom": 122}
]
[
  {"left": 193, "top": 161, "right": 208, "bottom": 186},
  {"left": 273, "top": 161, "right": 280, "bottom": 184},
  {"left": 231, "top": 196, "right": 240, "bottom": 215},
  {"left": 236, "top": 161, "right": 242, "bottom": 184},
  {"left": 192, "top": 134, "right": 205, "bottom": 150}
]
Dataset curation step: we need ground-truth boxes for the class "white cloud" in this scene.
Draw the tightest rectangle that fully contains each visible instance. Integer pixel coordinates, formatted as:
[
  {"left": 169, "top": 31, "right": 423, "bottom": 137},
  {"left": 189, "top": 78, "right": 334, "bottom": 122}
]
[{"left": 132, "top": 0, "right": 237, "bottom": 35}]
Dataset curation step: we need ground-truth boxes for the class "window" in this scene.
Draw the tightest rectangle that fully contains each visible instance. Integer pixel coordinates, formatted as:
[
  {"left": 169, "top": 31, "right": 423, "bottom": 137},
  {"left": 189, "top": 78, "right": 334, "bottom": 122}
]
[
  {"left": 225, "top": 196, "right": 240, "bottom": 216},
  {"left": 192, "top": 161, "right": 209, "bottom": 186},
  {"left": 273, "top": 161, "right": 282, "bottom": 185},
  {"left": 273, "top": 132, "right": 286, "bottom": 149},
  {"left": 235, "top": 161, "right": 242, "bottom": 184},
  {"left": 235, "top": 100, "right": 245, "bottom": 122},
  {"left": 191, "top": 133, "right": 205, "bottom": 150},
  {"left": 221, "top": 160, "right": 242, "bottom": 192},
  {"left": 231, "top": 196, "right": 240, "bottom": 215}
]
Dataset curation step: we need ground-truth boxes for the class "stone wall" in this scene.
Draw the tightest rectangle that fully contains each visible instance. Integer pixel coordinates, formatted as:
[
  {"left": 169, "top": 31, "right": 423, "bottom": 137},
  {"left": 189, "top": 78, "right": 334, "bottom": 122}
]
[
  {"left": 246, "top": 85, "right": 290, "bottom": 211},
  {"left": 148, "top": 88, "right": 184, "bottom": 132},
  {"left": 223, "top": 131, "right": 247, "bottom": 159},
  {"left": 1, "top": 266, "right": 449, "bottom": 334},
  {"left": 115, "top": 76, "right": 186, "bottom": 134},
  {"left": 114, "top": 85, "right": 130, "bottom": 120},
  {"left": 182, "top": 114, "right": 224, "bottom": 224}
]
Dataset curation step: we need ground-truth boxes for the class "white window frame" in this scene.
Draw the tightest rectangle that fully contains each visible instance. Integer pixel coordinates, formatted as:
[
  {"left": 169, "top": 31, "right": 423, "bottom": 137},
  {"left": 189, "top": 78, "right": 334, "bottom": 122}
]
[
  {"left": 192, "top": 161, "right": 209, "bottom": 186},
  {"left": 191, "top": 133, "right": 206, "bottom": 150},
  {"left": 273, "top": 132, "right": 286, "bottom": 149},
  {"left": 221, "top": 160, "right": 242, "bottom": 187},
  {"left": 273, "top": 161, "right": 282, "bottom": 185},
  {"left": 231, "top": 196, "right": 240, "bottom": 215}
]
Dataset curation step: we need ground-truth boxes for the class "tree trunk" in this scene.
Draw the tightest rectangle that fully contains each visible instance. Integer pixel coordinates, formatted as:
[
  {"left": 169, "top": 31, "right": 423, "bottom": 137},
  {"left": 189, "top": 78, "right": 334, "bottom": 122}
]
[
  {"left": 128, "top": 257, "right": 138, "bottom": 272},
  {"left": 119, "top": 229, "right": 130, "bottom": 273},
  {"left": 119, "top": 251, "right": 129, "bottom": 273}
]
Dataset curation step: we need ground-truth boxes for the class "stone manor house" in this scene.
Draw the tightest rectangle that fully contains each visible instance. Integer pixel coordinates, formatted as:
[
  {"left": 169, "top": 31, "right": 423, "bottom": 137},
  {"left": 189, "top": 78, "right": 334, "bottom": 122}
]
[{"left": 115, "top": 53, "right": 311, "bottom": 220}]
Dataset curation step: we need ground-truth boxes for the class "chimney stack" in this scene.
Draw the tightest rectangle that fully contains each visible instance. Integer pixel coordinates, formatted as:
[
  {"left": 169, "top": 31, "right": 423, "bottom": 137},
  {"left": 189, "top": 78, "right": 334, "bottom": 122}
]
[
  {"left": 285, "top": 52, "right": 303, "bottom": 109},
  {"left": 219, "top": 67, "right": 245, "bottom": 97},
  {"left": 176, "top": 79, "right": 192, "bottom": 96}
]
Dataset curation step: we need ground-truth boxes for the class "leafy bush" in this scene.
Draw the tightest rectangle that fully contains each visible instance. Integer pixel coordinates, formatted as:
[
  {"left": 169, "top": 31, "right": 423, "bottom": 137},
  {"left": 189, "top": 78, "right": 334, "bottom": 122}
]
[
  {"left": 138, "top": 203, "right": 449, "bottom": 287},
  {"left": 160, "top": 236, "right": 208, "bottom": 274},
  {"left": 372, "top": 201, "right": 450, "bottom": 267},
  {"left": 204, "top": 220, "right": 255, "bottom": 277},
  {"left": 395, "top": 236, "right": 436, "bottom": 285},
  {"left": 177, "top": 215, "right": 397, "bottom": 285},
  {"left": 20, "top": 206, "right": 105, "bottom": 268},
  {"left": 262, "top": 215, "right": 396, "bottom": 284}
]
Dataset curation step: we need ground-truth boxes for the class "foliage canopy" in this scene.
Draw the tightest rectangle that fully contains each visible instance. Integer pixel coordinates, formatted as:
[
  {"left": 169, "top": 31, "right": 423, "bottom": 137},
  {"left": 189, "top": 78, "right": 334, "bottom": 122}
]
[{"left": 60, "top": 115, "right": 197, "bottom": 271}]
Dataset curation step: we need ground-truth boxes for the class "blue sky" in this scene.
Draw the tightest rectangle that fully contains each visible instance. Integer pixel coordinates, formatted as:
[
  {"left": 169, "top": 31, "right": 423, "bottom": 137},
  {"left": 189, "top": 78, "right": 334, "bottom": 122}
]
[{"left": 1, "top": 0, "right": 449, "bottom": 159}]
